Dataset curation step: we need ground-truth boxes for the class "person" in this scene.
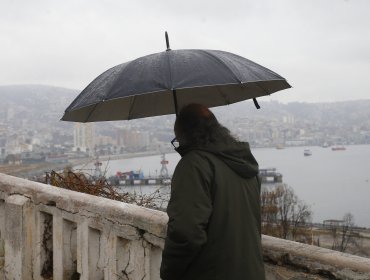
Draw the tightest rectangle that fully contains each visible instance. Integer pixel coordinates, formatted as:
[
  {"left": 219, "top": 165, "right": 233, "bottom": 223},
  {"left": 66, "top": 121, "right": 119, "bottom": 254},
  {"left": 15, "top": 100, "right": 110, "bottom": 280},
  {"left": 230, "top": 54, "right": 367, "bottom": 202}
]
[{"left": 160, "top": 103, "right": 266, "bottom": 280}]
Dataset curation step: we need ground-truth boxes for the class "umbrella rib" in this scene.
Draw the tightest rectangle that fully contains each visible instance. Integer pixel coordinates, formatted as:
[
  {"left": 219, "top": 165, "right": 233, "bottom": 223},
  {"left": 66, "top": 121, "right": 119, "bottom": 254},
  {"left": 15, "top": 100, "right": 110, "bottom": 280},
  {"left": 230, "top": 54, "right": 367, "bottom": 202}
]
[
  {"left": 104, "top": 61, "right": 134, "bottom": 101},
  {"left": 253, "top": 81, "right": 270, "bottom": 97},
  {"left": 200, "top": 50, "right": 272, "bottom": 101},
  {"left": 217, "top": 86, "right": 231, "bottom": 105},
  {"left": 199, "top": 50, "right": 242, "bottom": 83},
  {"left": 127, "top": 96, "right": 137, "bottom": 120},
  {"left": 84, "top": 102, "right": 100, "bottom": 122}
]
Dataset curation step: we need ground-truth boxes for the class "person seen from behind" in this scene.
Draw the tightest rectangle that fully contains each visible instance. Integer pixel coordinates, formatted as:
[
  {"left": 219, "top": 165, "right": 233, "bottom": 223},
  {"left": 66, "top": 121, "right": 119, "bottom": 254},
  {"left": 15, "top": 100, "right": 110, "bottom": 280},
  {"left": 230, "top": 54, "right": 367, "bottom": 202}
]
[{"left": 160, "top": 103, "right": 266, "bottom": 280}]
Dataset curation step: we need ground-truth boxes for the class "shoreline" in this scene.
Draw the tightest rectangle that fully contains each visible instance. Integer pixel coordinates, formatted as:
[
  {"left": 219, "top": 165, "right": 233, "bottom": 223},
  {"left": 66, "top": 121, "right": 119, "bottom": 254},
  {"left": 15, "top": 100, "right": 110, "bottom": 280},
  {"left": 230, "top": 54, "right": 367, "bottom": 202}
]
[
  {"left": 97, "top": 148, "right": 175, "bottom": 162},
  {"left": 2, "top": 143, "right": 368, "bottom": 177}
]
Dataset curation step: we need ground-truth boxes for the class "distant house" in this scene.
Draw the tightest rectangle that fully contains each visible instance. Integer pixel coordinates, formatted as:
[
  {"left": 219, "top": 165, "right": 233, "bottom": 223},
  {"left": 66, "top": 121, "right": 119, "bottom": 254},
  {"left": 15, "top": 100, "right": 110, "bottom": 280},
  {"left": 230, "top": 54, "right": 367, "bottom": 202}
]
[
  {"left": 45, "top": 154, "right": 68, "bottom": 164},
  {"left": 323, "top": 219, "right": 344, "bottom": 228},
  {"left": 4, "top": 154, "right": 22, "bottom": 165},
  {"left": 20, "top": 152, "right": 45, "bottom": 164}
]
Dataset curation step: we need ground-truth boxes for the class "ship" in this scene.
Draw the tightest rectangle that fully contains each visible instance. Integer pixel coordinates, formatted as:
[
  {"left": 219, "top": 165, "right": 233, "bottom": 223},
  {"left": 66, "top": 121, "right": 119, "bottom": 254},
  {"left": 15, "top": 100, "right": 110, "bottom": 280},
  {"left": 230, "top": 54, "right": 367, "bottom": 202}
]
[
  {"left": 321, "top": 142, "right": 329, "bottom": 148},
  {"left": 332, "top": 146, "right": 346, "bottom": 151},
  {"left": 108, "top": 153, "right": 171, "bottom": 186}
]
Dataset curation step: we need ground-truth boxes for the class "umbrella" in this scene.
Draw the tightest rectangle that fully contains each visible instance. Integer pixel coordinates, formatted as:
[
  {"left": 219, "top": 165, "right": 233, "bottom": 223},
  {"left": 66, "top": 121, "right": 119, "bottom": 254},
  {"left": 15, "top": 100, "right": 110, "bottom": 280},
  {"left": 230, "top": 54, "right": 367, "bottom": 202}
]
[{"left": 62, "top": 32, "right": 291, "bottom": 122}]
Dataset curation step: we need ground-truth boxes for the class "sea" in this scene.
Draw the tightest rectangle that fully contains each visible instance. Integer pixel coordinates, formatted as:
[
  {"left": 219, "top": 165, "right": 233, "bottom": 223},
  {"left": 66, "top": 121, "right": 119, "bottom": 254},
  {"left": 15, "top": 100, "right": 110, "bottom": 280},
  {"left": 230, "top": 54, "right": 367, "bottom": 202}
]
[{"left": 78, "top": 145, "right": 370, "bottom": 228}]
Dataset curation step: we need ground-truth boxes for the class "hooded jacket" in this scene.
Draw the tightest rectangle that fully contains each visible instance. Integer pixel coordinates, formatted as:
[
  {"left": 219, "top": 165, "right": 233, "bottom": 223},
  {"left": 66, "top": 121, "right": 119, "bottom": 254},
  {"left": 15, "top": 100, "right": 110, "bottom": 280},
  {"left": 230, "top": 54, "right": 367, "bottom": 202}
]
[{"left": 160, "top": 141, "right": 265, "bottom": 280}]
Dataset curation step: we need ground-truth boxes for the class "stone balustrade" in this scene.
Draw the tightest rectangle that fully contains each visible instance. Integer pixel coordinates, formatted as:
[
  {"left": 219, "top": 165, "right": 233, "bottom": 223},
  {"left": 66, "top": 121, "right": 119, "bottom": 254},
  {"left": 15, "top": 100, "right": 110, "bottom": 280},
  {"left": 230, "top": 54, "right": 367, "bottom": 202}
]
[{"left": 0, "top": 172, "right": 369, "bottom": 280}]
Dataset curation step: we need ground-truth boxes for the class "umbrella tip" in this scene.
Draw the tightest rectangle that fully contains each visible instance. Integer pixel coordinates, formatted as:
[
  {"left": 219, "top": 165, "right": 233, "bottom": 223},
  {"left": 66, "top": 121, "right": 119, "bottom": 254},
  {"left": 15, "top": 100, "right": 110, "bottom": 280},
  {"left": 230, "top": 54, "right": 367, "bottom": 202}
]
[{"left": 165, "top": 31, "right": 171, "bottom": 51}]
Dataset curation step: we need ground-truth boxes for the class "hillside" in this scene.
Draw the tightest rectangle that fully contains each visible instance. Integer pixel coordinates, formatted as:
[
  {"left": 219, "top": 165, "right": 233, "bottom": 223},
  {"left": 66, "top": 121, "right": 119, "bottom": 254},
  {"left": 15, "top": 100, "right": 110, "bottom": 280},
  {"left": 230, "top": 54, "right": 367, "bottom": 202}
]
[
  {"left": 1, "top": 84, "right": 370, "bottom": 132},
  {"left": 0, "top": 84, "right": 78, "bottom": 112}
]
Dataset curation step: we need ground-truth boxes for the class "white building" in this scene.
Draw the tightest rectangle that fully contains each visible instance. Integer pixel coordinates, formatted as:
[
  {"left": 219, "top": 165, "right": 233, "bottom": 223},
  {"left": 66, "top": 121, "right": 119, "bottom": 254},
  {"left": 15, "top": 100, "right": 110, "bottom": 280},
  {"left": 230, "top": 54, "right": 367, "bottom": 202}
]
[
  {"left": 116, "top": 128, "right": 149, "bottom": 150},
  {"left": 73, "top": 123, "right": 95, "bottom": 155}
]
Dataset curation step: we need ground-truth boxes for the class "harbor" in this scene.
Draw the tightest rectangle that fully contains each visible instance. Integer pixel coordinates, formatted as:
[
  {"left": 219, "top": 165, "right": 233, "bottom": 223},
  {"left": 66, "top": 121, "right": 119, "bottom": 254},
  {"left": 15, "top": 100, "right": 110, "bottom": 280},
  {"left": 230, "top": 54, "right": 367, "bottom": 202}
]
[
  {"left": 90, "top": 145, "right": 370, "bottom": 227},
  {"left": 4, "top": 145, "right": 369, "bottom": 227},
  {"left": 99, "top": 154, "right": 284, "bottom": 187}
]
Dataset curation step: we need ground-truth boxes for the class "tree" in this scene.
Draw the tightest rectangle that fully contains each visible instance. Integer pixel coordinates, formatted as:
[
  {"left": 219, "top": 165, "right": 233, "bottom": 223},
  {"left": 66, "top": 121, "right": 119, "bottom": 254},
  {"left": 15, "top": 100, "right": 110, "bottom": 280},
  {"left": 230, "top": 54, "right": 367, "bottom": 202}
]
[
  {"left": 275, "top": 184, "right": 296, "bottom": 239},
  {"left": 338, "top": 212, "right": 356, "bottom": 252},
  {"left": 261, "top": 184, "right": 312, "bottom": 241},
  {"left": 329, "top": 212, "right": 358, "bottom": 253},
  {"left": 261, "top": 189, "right": 280, "bottom": 236},
  {"left": 291, "top": 201, "right": 312, "bottom": 240}
]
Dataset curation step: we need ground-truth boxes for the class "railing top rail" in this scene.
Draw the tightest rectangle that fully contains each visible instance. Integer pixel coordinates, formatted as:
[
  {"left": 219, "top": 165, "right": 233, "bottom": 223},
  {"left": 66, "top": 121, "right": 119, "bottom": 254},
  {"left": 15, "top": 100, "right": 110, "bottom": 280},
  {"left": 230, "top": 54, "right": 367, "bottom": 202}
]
[{"left": 0, "top": 172, "right": 168, "bottom": 237}]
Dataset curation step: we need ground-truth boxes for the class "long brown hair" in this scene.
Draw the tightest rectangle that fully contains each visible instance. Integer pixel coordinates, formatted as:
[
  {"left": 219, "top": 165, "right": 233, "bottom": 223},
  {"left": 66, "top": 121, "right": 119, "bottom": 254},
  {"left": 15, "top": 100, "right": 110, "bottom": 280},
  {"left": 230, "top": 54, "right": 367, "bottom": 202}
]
[{"left": 174, "top": 103, "right": 237, "bottom": 147}]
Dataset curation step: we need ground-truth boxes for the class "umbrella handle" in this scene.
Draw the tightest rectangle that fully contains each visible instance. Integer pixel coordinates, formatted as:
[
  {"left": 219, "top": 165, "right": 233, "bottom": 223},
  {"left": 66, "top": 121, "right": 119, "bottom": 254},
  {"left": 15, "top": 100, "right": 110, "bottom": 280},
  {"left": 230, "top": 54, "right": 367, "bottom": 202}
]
[
  {"left": 253, "top": 98, "right": 261, "bottom": 109},
  {"left": 165, "top": 31, "right": 171, "bottom": 51}
]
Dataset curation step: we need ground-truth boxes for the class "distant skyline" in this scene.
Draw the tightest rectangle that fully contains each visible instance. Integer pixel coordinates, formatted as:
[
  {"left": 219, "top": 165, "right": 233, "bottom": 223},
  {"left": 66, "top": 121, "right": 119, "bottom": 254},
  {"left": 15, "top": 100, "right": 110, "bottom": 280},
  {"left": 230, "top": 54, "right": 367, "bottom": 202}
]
[{"left": 1, "top": 0, "right": 369, "bottom": 104}]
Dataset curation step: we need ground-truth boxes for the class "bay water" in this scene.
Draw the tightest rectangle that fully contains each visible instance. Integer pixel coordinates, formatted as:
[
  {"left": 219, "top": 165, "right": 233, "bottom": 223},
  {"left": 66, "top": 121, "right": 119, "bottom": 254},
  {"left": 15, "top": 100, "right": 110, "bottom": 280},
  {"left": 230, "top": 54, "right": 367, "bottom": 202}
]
[{"left": 82, "top": 145, "right": 370, "bottom": 227}]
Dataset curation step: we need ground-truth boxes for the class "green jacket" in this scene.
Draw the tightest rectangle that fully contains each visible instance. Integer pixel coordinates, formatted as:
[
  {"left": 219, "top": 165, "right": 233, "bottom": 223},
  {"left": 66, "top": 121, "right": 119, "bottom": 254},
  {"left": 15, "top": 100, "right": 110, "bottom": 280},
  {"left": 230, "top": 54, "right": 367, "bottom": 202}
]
[{"left": 160, "top": 142, "right": 265, "bottom": 280}]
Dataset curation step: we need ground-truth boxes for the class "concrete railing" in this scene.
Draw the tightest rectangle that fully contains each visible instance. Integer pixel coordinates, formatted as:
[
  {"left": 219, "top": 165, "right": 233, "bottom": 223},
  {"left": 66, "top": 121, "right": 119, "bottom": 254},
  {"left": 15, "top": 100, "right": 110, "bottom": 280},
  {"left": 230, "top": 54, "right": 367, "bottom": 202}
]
[{"left": 0, "top": 172, "right": 369, "bottom": 280}]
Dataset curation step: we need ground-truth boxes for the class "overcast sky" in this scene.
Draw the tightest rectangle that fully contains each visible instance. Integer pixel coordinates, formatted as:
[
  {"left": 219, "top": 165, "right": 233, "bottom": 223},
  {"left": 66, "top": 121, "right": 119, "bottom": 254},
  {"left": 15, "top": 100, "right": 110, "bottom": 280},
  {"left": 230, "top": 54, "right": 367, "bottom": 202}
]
[{"left": 1, "top": 0, "right": 369, "bottom": 103}]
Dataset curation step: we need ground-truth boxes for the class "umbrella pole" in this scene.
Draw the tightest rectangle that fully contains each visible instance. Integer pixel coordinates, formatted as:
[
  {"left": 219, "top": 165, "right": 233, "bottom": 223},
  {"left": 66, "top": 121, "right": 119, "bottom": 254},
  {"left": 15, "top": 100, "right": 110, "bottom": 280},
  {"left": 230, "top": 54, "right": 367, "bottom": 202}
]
[
  {"left": 172, "top": 89, "right": 179, "bottom": 116},
  {"left": 166, "top": 32, "right": 178, "bottom": 116}
]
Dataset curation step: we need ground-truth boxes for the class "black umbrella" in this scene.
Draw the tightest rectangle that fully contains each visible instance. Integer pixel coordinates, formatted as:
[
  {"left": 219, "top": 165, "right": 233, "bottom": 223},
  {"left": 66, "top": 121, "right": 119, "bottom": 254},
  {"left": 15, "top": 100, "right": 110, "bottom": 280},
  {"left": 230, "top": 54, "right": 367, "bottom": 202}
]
[{"left": 62, "top": 32, "right": 291, "bottom": 122}]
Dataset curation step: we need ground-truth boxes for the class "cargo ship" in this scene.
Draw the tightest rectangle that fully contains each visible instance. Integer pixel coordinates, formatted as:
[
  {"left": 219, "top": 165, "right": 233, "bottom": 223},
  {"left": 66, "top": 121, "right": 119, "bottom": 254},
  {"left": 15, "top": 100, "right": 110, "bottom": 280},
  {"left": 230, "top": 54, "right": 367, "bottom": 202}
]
[
  {"left": 108, "top": 154, "right": 171, "bottom": 186},
  {"left": 331, "top": 146, "right": 346, "bottom": 151}
]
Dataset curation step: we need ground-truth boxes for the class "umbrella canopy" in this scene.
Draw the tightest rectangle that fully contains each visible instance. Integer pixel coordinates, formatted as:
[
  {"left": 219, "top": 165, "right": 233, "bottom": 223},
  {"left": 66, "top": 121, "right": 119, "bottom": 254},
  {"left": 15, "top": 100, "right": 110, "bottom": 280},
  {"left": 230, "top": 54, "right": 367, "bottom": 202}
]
[{"left": 62, "top": 33, "right": 291, "bottom": 122}]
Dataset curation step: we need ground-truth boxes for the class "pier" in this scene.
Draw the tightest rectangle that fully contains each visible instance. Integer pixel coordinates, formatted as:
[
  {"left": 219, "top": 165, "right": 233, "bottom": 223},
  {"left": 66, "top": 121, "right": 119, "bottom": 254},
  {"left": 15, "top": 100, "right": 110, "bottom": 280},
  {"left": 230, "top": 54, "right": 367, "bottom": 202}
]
[
  {"left": 109, "top": 177, "right": 171, "bottom": 186},
  {"left": 259, "top": 168, "right": 283, "bottom": 184}
]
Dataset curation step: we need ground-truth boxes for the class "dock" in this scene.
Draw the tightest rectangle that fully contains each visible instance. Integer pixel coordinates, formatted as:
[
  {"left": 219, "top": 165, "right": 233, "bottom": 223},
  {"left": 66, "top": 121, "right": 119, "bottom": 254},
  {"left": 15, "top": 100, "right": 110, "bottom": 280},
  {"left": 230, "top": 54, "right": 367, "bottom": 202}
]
[
  {"left": 109, "top": 168, "right": 282, "bottom": 187},
  {"left": 109, "top": 177, "right": 171, "bottom": 186},
  {"left": 259, "top": 168, "right": 283, "bottom": 184}
]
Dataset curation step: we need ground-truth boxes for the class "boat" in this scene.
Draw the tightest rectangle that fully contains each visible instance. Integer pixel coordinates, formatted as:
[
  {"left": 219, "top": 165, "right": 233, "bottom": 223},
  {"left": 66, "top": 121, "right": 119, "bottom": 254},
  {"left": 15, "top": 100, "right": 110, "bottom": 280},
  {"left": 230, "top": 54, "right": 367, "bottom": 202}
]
[
  {"left": 304, "top": 149, "right": 312, "bottom": 156},
  {"left": 276, "top": 144, "right": 284, "bottom": 150},
  {"left": 332, "top": 146, "right": 346, "bottom": 151},
  {"left": 321, "top": 142, "right": 329, "bottom": 148}
]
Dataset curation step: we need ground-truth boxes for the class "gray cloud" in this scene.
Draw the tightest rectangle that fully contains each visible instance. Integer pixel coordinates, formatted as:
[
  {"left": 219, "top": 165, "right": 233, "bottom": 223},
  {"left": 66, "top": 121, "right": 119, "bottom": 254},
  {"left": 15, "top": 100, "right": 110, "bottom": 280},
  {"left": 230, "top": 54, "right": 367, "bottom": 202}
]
[{"left": 0, "top": 0, "right": 369, "bottom": 103}]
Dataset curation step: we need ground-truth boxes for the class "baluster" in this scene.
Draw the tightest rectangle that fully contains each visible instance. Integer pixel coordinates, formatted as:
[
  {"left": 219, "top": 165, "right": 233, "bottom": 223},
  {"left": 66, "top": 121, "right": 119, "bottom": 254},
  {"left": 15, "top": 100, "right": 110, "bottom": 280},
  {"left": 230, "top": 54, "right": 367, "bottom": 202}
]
[
  {"left": 53, "top": 213, "right": 63, "bottom": 280},
  {"left": 77, "top": 220, "right": 89, "bottom": 280},
  {"left": 4, "top": 195, "right": 33, "bottom": 280}
]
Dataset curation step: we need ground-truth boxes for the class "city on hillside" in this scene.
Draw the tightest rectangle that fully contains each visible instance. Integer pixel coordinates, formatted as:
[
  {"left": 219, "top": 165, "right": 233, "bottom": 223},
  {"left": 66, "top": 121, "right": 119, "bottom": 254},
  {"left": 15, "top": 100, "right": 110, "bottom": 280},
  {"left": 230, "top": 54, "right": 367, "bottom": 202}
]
[{"left": 0, "top": 85, "right": 370, "bottom": 171}]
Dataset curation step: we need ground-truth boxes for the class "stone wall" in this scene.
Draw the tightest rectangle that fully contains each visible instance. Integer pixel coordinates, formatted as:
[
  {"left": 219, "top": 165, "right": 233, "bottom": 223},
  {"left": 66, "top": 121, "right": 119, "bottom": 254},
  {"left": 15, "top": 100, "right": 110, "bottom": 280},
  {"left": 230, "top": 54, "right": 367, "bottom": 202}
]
[{"left": 0, "top": 172, "right": 369, "bottom": 280}]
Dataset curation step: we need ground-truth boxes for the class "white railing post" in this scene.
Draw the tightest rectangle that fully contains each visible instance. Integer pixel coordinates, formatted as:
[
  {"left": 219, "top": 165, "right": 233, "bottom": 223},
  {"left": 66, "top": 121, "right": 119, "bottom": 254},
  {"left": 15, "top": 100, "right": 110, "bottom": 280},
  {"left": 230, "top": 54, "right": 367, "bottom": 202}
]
[
  {"left": 62, "top": 219, "right": 78, "bottom": 279},
  {"left": 77, "top": 220, "right": 89, "bottom": 280},
  {"left": 53, "top": 213, "right": 64, "bottom": 280},
  {"left": 147, "top": 244, "right": 162, "bottom": 280},
  {"left": 0, "top": 199, "right": 5, "bottom": 279},
  {"left": 32, "top": 211, "right": 46, "bottom": 280},
  {"left": 4, "top": 194, "right": 33, "bottom": 280},
  {"left": 105, "top": 231, "right": 118, "bottom": 280}
]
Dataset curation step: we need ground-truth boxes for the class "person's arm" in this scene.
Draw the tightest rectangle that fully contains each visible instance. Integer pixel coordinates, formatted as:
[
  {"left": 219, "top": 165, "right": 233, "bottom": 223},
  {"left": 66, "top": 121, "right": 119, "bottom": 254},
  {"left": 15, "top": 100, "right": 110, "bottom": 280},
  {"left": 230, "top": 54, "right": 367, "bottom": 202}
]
[{"left": 160, "top": 153, "right": 213, "bottom": 280}]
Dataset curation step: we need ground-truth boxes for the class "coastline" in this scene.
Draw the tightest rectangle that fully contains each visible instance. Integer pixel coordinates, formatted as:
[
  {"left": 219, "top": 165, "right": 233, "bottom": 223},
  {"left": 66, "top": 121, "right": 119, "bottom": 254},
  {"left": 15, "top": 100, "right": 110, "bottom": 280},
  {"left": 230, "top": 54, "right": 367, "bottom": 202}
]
[{"left": 97, "top": 148, "right": 175, "bottom": 162}]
